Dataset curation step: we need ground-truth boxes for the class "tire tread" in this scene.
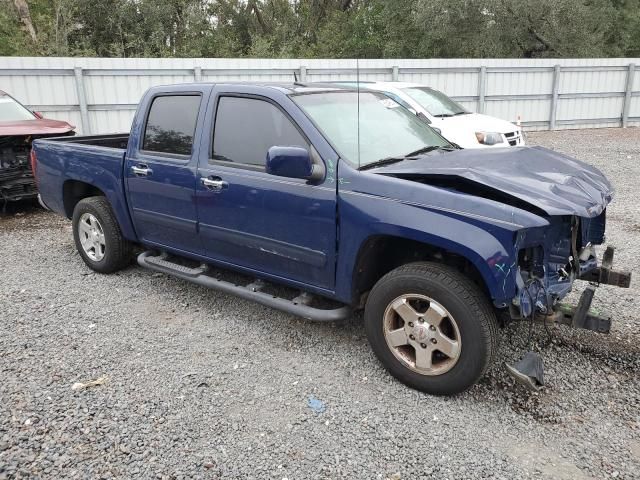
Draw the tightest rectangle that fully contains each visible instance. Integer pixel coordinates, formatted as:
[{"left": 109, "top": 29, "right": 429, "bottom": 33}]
[
  {"left": 72, "top": 196, "right": 132, "bottom": 273},
  {"left": 365, "top": 261, "right": 499, "bottom": 394}
]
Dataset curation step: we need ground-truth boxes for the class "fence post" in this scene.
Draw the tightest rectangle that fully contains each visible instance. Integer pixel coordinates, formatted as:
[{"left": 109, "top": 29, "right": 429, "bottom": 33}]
[
  {"left": 622, "top": 63, "right": 636, "bottom": 128},
  {"left": 549, "top": 64, "right": 561, "bottom": 130},
  {"left": 194, "top": 66, "right": 202, "bottom": 82},
  {"left": 477, "top": 66, "right": 486, "bottom": 114},
  {"left": 392, "top": 65, "right": 399, "bottom": 82},
  {"left": 73, "top": 67, "right": 90, "bottom": 135},
  {"left": 299, "top": 65, "right": 307, "bottom": 82}
]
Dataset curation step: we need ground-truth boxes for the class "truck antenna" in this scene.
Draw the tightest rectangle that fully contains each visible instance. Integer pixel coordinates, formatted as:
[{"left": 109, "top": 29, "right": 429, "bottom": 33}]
[{"left": 357, "top": 57, "right": 361, "bottom": 168}]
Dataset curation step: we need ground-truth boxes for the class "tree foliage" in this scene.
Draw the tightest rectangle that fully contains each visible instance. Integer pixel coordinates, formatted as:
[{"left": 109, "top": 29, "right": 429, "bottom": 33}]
[{"left": 0, "top": 0, "right": 638, "bottom": 58}]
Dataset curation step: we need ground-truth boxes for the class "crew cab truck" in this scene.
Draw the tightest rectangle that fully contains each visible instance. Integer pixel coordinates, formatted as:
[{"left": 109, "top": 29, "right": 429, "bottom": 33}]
[{"left": 32, "top": 83, "right": 631, "bottom": 395}]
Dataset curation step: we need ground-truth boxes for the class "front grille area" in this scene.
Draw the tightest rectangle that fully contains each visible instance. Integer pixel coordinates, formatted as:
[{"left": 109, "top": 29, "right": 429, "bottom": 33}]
[
  {"left": 1, "top": 143, "right": 30, "bottom": 169},
  {"left": 0, "top": 139, "right": 36, "bottom": 201},
  {"left": 504, "top": 131, "right": 523, "bottom": 146}
]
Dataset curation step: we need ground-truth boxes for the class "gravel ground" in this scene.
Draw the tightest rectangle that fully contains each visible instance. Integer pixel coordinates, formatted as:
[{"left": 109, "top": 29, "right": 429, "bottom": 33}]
[{"left": 1, "top": 128, "right": 639, "bottom": 479}]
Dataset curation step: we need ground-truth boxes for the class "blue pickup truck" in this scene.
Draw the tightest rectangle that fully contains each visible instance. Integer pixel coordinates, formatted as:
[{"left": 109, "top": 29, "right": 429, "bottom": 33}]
[{"left": 32, "top": 83, "right": 630, "bottom": 395}]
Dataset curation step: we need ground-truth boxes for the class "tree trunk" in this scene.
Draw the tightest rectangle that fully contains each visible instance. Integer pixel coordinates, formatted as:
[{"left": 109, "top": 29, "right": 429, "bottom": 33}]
[
  {"left": 12, "top": 0, "right": 37, "bottom": 42},
  {"left": 249, "top": 0, "right": 268, "bottom": 34}
]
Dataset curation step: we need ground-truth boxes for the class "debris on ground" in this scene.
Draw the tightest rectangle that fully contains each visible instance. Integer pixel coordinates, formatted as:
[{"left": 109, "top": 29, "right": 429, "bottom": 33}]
[
  {"left": 307, "top": 395, "right": 326, "bottom": 414},
  {"left": 71, "top": 376, "right": 109, "bottom": 391}
]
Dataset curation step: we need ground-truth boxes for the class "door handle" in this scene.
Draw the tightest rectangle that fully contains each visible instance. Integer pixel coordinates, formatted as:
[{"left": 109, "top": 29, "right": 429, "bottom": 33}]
[
  {"left": 201, "top": 177, "right": 228, "bottom": 191},
  {"left": 131, "top": 165, "right": 152, "bottom": 176}
]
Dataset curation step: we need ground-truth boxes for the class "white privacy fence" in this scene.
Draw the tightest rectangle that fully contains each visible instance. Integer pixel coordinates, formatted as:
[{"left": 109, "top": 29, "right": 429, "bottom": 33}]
[{"left": 1, "top": 57, "right": 639, "bottom": 135}]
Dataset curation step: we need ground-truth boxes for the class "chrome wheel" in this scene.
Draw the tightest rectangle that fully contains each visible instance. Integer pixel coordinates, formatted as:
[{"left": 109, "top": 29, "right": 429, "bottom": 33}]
[
  {"left": 383, "top": 294, "right": 461, "bottom": 376},
  {"left": 78, "top": 213, "right": 106, "bottom": 261}
]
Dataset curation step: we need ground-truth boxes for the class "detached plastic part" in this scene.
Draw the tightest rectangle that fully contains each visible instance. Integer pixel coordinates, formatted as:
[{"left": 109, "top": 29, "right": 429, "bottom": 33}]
[{"left": 505, "top": 351, "right": 545, "bottom": 391}]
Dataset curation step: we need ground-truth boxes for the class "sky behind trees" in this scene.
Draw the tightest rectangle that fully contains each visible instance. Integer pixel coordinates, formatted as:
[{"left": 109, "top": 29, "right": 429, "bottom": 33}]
[{"left": 2, "top": 0, "right": 639, "bottom": 58}]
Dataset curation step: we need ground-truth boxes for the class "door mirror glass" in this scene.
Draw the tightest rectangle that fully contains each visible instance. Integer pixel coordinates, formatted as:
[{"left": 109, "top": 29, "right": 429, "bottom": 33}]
[{"left": 266, "top": 146, "right": 322, "bottom": 181}]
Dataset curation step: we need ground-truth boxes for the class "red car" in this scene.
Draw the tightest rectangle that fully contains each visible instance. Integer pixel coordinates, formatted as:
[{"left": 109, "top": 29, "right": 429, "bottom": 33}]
[{"left": 1, "top": 90, "right": 75, "bottom": 204}]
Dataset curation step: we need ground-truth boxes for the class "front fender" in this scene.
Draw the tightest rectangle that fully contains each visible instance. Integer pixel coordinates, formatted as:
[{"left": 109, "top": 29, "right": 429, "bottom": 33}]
[{"left": 335, "top": 191, "right": 518, "bottom": 306}]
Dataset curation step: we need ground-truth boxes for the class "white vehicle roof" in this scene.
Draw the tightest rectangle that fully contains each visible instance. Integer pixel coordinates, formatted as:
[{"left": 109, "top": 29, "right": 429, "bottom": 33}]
[{"left": 356, "top": 81, "right": 434, "bottom": 90}]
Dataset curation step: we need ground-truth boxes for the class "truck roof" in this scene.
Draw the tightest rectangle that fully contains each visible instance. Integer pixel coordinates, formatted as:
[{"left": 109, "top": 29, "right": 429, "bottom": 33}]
[{"left": 147, "top": 82, "right": 357, "bottom": 95}]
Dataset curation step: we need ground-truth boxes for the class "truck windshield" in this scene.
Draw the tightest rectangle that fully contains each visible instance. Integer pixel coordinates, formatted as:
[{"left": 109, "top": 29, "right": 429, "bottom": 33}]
[
  {"left": 293, "top": 91, "right": 451, "bottom": 168},
  {"left": 0, "top": 95, "right": 36, "bottom": 122},
  {"left": 401, "top": 87, "right": 469, "bottom": 117}
]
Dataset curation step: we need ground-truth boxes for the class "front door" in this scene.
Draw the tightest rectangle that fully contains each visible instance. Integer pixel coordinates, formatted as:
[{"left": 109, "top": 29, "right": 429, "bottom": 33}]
[
  {"left": 195, "top": 94, "right": 337, "bottom": 290},
  {"left": 125, "top": 93, "right": 204, "bottom": 254}
]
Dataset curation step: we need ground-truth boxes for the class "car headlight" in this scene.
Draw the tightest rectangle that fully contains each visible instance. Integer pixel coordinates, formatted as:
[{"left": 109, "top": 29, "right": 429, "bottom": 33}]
[{"left": 475, "top": 131, "right": 505, "bottom": 145}]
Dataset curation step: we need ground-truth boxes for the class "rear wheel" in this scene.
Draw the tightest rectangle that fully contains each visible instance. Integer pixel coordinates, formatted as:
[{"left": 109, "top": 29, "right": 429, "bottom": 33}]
[
  {"left": 364, "top": 262, "right": 498, "bottom": 395},
  {"left": 72, "top": 196, "right": 132, "bottom": 273}
]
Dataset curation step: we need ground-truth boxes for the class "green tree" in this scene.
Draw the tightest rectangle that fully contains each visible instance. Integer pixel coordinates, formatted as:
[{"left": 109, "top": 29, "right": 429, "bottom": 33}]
[{"left": 0, "top": 0, "right": 639, "bottom": 59}]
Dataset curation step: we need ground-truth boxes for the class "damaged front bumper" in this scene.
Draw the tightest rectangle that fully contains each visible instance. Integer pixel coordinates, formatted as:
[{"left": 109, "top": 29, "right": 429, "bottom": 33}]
[
  {"left": 509, "top": 210, "right": 632, "bottom": 334},
  {"left": 1, "top": 137, "right": 37, "bottom": 202},
  {"left": 0, "top": 172, "right": 37, "bottom": 202},
  {"left": 511, "top": 245, "right": 631, "bottom": 334},
  {"left": 505, "top": 245, "right": 630, "bottom": 391}
]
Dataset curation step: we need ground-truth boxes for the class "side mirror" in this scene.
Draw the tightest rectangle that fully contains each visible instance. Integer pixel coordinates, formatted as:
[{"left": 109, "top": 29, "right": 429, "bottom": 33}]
[
  {"left": 33, "top": 111, "right": 44, "bottom": 119},
  {"left": 266, "top": 146, "right": 324, "bottom": 181}
]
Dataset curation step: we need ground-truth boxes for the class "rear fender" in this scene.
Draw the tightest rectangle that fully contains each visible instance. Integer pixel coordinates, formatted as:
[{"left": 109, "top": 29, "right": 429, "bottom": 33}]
[
  {"left": 34, "top": 140, "right": 137, "bottom": 242},
  {"left": 62, "top": 165, "right": 137, "bottom": 242}
]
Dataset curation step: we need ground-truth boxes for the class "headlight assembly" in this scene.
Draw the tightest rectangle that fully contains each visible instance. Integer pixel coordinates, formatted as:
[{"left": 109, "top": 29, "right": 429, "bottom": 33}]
[{"left": 475, "top": 131, "right": 504, "bottom": 145}]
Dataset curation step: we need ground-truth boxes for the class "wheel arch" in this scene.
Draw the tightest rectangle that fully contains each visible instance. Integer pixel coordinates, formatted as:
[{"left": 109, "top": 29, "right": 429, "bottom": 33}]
[
  {"left": 62, "top": 179, "right": 105, "bottom": 218},
  {"left": 349, "top": 230, "right": 509, "bottom": 308},
  {"left": 61, "top": 177, "right": 138, "bottom": 242},
  {"left": 350, "top": 220, "right": 513, "bottom": 305}
]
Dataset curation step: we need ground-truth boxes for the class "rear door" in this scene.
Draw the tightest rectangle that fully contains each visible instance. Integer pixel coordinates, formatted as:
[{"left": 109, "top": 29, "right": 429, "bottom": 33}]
[
  {"left": 195, "top": 91, "right": 337, "bottom": 290},
  {"left": 125, "top": 91, "right": 206, "bottom": 254}
]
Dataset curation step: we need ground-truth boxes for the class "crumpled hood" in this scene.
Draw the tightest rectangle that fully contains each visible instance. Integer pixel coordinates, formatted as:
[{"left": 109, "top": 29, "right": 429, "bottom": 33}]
[
  {"left": 371, "top": 146, "right": 613, "bottom": 218},
  {"left": 0, "top": 119, "right": 75, "bottom": 136}
]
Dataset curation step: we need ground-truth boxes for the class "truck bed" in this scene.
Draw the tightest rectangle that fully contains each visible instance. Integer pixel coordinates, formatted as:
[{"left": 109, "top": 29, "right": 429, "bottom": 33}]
[
  {"left": 32, "top": 133, "right": 135, "bottom": 239},
  {"left": 43, "top": 133, "right": 129, "bottom": 150}
]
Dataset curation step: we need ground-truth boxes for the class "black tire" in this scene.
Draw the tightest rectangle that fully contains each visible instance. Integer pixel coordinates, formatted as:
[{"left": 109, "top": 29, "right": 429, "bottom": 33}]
[
  {"left": 72, "top": 196, "right": 132, "bottom": 273},
  {"left": 364, "top": 262, "right": 499, "bottom": 395}
]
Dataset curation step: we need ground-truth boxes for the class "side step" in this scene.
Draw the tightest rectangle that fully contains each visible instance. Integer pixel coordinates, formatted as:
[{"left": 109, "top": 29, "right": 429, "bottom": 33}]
[
  {"left": 143, "top": 252, "right": 207, "bottom": 278},
  {"left": 137, "top": 251, "right": 351, "bottom": 322}
]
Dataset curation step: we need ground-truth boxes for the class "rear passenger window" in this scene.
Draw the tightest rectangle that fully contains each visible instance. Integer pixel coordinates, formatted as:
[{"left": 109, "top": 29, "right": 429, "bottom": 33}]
[
  {"left": 143, "top": 95, "right": 201, "bottom": 156},
  {"left": 212, "top": 96, "right": 307, "bottom": 166}
]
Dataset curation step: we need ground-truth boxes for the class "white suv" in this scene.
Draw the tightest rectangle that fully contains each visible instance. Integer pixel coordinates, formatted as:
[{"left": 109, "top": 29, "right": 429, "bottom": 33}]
[{"left": 340, "top": 81, "right": 525, "bottom": 149}]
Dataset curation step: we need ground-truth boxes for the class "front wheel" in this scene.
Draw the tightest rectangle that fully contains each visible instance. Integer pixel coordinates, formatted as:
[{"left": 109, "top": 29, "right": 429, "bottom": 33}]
[
  {"left": 364, "top": 262, "right": 499, "bottom": 395},
  {"left": 72, "top": 196, "right": 132, "bottom": 273}
]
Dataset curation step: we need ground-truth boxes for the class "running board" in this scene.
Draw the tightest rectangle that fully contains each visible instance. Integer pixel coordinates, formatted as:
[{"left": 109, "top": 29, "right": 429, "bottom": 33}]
[
  {"left": 143, "top": 252, "right": 207, "bottom": 278},
  {"left": 137, "top": 251, "right": 351, "bottom": 322}
]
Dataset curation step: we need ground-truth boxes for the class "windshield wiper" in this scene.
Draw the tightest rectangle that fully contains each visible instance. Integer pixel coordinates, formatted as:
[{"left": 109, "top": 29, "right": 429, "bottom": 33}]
[
  {"left": 433, "top": 113, "right": 453, "bottom": 118},
  {"left": 359, "top": 146, "right": 456, "bottom": 170},
  {"left": 404, "top": 145, "right": 457, "bottom": 156},
  {"left": 453, "top": 111, "right": 469, "bottom": 116},
  {"left": 358, "top": 156, "right": 406, "bottom": 171}
]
